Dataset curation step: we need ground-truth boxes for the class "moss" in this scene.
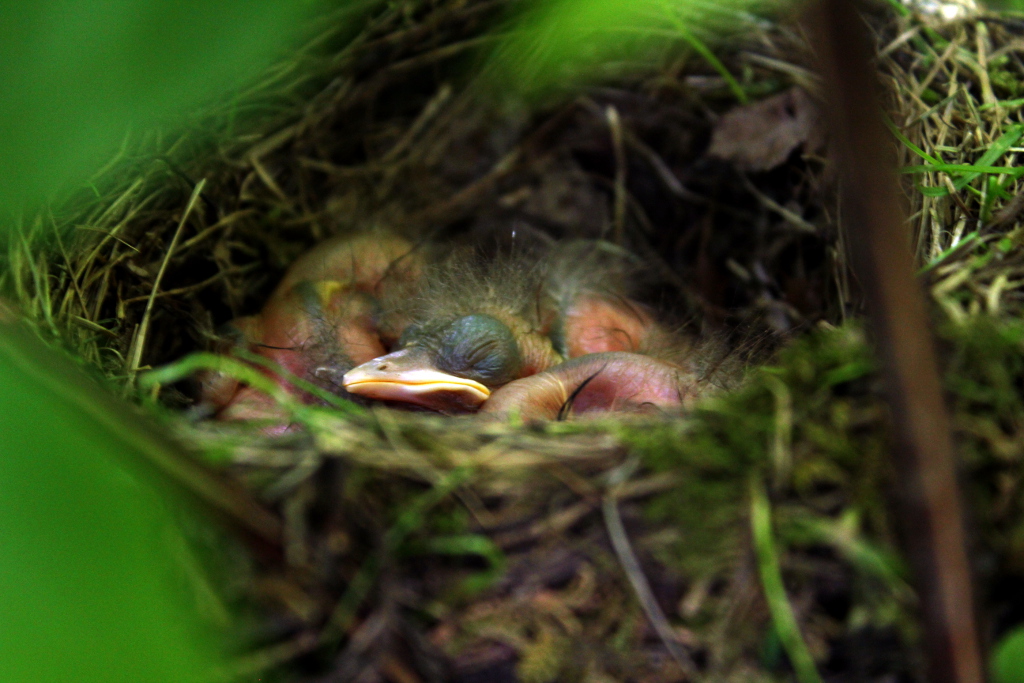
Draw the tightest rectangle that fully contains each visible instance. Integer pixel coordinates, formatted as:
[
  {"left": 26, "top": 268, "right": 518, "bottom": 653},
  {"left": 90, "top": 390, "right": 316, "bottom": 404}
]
[{"left": 633, "top": 325, "right": 884, "bottom": 572}]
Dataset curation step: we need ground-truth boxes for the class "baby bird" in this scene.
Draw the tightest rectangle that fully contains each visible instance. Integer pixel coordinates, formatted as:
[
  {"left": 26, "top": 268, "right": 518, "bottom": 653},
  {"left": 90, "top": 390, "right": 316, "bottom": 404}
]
[
  {"left": 201, "top": 234, "right": 711, "bottom": 422},
  {"left": 199, "top": 233, "right": 422, "bottom": 421},
  {"left": 340, "top": 251, "right": 563, "bottom": 413},
  {"left": 480, "top": 351, "right": 701, "bottom": 420},
  {"left": 342, "top": 240, "right": 709, "bottom": 419}
]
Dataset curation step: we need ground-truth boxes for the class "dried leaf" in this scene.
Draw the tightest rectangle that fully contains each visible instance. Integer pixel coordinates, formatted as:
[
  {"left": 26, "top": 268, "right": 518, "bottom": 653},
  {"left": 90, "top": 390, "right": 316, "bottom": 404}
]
[{"left": 708, "top": 88, "right": 821, "bottom": 172}]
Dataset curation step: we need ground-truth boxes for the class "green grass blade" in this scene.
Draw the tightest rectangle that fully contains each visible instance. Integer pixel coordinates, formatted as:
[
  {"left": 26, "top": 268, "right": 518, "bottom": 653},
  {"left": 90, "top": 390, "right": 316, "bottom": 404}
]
[
  {"left": 750, "top": 477, "right": 823, "bottom": 683},
  {"left": 917, "top": 184, "right": 951, "bottom": 197},
  {"left": 230, "top": 347, "right": 360, "bottom": 412},
  {"left": 420, "top": 534, "right": 508, "bottom": 595},
  {"left": 918, "top": 231, "right": 980, "bottom": 275},
  {"left": 902, "top": 164, "right": 1024, "bottom": 176},
  {"left": 140, "top": 351, "right": 298, "bottom": 408},
  {"left": 658, "top": 0, "right": 748, "bottom": 103},
  {"left": 886, "top": 117, "right": 942, "bottom": 165},
  {"left": 953, "top": 124, "right": 1024, "bottom": 190},
  {"left": 980, "top": 97, "right": 1024, "bottom": 110},
  {"left": 142, "top": 347, "right": 362, "bottom": 415}
]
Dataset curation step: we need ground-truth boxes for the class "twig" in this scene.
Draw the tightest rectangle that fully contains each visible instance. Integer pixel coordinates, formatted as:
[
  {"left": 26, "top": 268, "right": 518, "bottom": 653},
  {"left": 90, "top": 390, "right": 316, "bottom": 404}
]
[
  {"left": 209, "top": 632, "right": 319, "bottom": 683},
  {"left": 603, "top": 461, "right": 698, "bottom": 679},
  {"left": 606, "top": 105, "right": 628, "bottom": 245},
  {"left": 178, "top": 209, "right": 256, "bottom": 251},
  {"left": 381, "top": 83, "right": 453, "bottom": 164},
  {"left": 741, "top": 176, "right": 818, "bottom": 234},
  {"left": 70, "top": 315, "right": 118, "bottom": 339},
  {"left": 808, "top": 2, "right": 984, "bottom": 682}
]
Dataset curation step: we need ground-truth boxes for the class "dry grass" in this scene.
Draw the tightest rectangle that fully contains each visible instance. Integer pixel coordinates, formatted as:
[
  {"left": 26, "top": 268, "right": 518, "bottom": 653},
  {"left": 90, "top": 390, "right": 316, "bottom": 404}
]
[{"left": 882, "top": 12, "right": 1024, "bottom": 319}]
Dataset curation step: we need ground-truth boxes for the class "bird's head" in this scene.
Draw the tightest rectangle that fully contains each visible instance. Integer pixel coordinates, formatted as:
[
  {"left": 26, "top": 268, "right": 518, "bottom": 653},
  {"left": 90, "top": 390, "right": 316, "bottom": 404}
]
[{"left": 342, "top": 313, "right": 523, "bottom": 412}]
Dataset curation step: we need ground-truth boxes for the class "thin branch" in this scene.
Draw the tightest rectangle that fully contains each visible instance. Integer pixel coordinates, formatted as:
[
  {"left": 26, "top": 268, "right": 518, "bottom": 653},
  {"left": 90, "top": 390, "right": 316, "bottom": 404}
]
[
  {"left": 604, "top": 461, "right": 698, "bottom": 679},
  {"left": 808, "top": 2, "right": 984, "bottom": 682}
]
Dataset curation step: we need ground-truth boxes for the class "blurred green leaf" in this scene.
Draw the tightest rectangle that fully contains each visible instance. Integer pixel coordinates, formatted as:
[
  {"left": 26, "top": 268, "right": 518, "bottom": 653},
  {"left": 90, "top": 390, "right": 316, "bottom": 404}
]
[
  {"left": 0, "top": 2, "right": 327, "bottom": 679},
  {"left": 489, "top": 0, "right": 780, "bottom": 100},
  {"left": 994, "top": 626, "right": 1024, "bottom": 683},
  {"left": 983, "top": 0, "right": 1024, "bottom": 11},
  {"left": 0, "top": 0, "right": 316, "bottom": 210},
  {"left": 0, "top": 318, "right": 217, "bottom": 682}
]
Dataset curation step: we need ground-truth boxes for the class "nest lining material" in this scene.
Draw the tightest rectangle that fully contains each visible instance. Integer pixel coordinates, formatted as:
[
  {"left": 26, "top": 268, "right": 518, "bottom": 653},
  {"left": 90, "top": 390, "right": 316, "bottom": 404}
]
[{"left": 3, "top": 1, "right": 1024, "bottom": 681}]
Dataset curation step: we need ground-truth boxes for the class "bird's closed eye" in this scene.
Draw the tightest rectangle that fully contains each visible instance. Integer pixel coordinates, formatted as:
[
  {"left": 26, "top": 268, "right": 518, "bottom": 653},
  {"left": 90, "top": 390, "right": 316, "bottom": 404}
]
[{"left": 435, "top": 315, "right": 521, "bottom": 385}]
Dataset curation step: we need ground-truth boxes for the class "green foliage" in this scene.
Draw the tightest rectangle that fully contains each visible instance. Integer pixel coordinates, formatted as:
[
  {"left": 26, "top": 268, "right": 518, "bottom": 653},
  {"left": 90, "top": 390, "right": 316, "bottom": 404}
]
[
  {"left": 627, "top": 325, "right": 909, "bottom": 672},
  {"left": 0, "top": 0, "right": 316, "bottom": 211},
  {"left": 983, "top": 0, "right": 1024, "bottom": 11},
  {"left": 634, "top": 326, "right": 885, "bottom": 578},
  {"left": 416, "top": 534, "right": 508, "bottom": 597},
  {"left": 8, "top": 2, "right": 1024, "bottom": 680},
  {"left": 489, "top": 0, "right": 782, "bottom": 100},
  {"left": 942, "top": 318, "right": 1024, "bottom": 589},
  {"left": 994, "top": 626, "right": 1024, "bottom": 683},
  {"left": 944, "top": 318, "right": 1024, "bottom": 431},
  {"left": 0, "top": 2, "right": 326, "bottom": 680},
  {"left": 0, "top": 320, "right": 217, "bottom": 682},
  {"left": 635, "top": 315, "right": 1024, "bottom": 675}
]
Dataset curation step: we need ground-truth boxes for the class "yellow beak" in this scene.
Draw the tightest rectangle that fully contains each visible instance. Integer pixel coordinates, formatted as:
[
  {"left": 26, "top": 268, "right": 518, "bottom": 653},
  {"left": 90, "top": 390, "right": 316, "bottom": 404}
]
[{"left": 342, "top": 349, "right": 490, "bottom": 412}]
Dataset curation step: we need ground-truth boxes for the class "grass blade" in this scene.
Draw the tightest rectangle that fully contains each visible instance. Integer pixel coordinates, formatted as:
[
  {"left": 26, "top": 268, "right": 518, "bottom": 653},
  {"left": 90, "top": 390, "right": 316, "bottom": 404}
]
[{"left": 750, "top": 478, "right": 823, "bottom": 683}]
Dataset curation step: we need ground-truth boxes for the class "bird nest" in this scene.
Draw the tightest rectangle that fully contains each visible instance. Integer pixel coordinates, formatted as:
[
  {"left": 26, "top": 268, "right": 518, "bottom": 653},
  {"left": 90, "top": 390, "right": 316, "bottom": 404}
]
[{"left": 3, "top": 1, "right": 1024, "bottom": 681}]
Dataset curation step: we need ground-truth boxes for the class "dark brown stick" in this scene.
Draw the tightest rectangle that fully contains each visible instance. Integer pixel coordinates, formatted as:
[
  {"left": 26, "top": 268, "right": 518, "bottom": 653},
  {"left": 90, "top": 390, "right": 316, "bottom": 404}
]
[{"left": 807, "top": 2, "right": 984, "bottom": 682}]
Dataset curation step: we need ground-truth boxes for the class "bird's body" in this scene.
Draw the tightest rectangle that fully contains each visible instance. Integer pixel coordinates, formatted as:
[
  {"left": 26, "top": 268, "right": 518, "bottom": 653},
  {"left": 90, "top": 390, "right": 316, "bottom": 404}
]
[
  {"left": 201, "top": 233, "right": 711, "bottom": 422},
  {"left": 198, "top": 233, "right": 421, "bottom": 422},
  {"left": 480, "top": 351, "right": 700, "bottom": 420}
]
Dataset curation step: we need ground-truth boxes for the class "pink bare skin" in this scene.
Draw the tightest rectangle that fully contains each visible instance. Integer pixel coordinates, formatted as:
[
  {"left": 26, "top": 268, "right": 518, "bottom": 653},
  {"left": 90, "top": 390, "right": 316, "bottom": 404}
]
[
  {"left": 480, "top": 352, "right": 702, "bottom": 421},
  {"left": 199, "top": 234, "right": 420, "bottom": 421},
  {"left": 344, "top": 293, "right": 699, "bottom": 420},
  {"left": 208, "top": 284, "right": 386, "bottom": 422},
  {"left": 560, "top": 294, "right": 657, "bottom": 357},
  {"left": 271, "top": 233, "right": 421, "bottom": 300},
  {"left": 201, "top": 235, "right": 701, "bottom": 423}
]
